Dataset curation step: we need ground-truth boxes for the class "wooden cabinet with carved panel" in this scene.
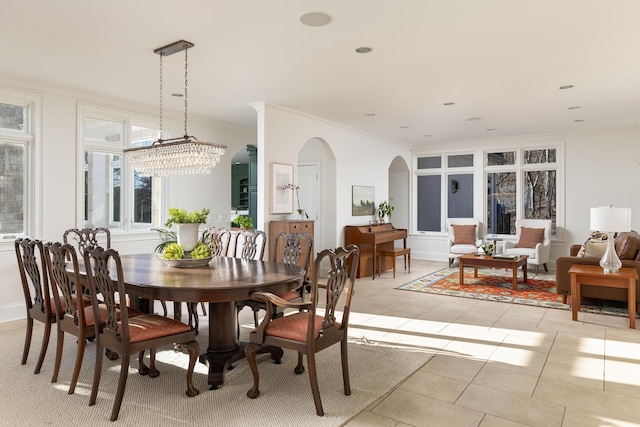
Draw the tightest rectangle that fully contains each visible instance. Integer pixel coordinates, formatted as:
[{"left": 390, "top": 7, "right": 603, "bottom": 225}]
[{"left": 269, "top": 220, "right": 315, "bottom": 281}]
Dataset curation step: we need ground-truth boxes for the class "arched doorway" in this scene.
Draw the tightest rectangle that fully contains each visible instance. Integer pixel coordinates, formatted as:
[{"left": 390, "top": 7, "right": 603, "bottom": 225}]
[
  {"left": 388, "top": 156, "right": 410, "bottom": 230},
  {"left": 298, "top": 137, "right": 336, "bottom": 272}
]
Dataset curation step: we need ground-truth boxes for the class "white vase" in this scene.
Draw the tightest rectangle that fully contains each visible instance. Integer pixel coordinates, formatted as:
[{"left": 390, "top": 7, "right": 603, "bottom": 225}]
[{"left": 176, "top": 223, "right": 200, "bottom": 252}]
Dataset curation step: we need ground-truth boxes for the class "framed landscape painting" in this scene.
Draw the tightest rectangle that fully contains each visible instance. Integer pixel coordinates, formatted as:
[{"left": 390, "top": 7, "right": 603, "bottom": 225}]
[{"left": 352, "top": 185, "right": 375, "bottom": 216}]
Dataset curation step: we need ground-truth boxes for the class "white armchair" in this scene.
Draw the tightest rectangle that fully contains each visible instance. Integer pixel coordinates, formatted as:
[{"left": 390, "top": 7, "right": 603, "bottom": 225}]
[
  {"left": 503, "top": 219, "right": 552, "bottom": 274},
  {"left": 447, "top": 218, "right": 482, "bottom": 267}
]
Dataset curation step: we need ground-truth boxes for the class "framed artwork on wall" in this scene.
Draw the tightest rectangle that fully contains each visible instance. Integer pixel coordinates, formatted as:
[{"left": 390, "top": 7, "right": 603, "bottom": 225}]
[
  {"left": 352, "top": 185, "right": 375, "bottom": 216},
  {"left": 271, "top": 163, "right": 294, "bottom": 214}
]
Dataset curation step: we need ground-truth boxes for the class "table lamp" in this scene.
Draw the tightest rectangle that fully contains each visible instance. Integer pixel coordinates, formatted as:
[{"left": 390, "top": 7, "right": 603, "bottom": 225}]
[{"left": 590, "top": 206, "right": 632, "bottom": 273}]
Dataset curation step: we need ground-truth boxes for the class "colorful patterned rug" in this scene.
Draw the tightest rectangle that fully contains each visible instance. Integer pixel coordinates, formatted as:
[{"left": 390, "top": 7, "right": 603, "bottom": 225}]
[{"left": 395, "top": 268, "right": 634, "bottom": 317}]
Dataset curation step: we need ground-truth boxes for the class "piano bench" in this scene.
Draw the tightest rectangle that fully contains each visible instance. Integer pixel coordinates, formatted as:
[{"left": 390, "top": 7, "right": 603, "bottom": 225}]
[{"left": 376, "top": 248, "right": 411, "bottom": 279}]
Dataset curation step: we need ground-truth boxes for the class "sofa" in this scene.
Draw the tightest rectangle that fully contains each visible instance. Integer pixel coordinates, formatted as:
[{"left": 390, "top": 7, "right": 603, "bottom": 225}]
[{"left": 556, "top": 231, "right": 640, "bottom": 307}]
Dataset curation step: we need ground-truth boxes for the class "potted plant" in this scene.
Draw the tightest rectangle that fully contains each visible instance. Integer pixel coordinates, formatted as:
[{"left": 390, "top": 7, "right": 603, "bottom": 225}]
[
  {"left": 164, "top": 207, "right": 210, "bottom": 252},
  {"left": 232, "top": 215, "right": 253, "bottom": 229},
  {"left": 377, "top": 199, "right": 394, "bottom": 222}
]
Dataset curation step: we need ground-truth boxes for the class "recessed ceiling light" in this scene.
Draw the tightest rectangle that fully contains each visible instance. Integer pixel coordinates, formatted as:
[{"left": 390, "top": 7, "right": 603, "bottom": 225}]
[
  {"left": 574, "top": 119, "right": 584, "bottom": 122},
  {"left": 299, "top": 12, "right": 332, "bottom": 27},
  {"left": 465, "top": 117, "right": 482, "bottom": 121},
  {"left": 443, "top": 102, "right": 455, "bottom": 106},
  {"left": 365, "top": 113, "right": 375, "bottom": 116},
  {"left": 355, "top": 47, "right": 372, "bottom": 54},
  {"left": 559, "top": 85, "right": 574, "bottom": 90},
  {"left": 568, "top": 106, "right": 580, "bottom": 110},
  {"left": 171, "top": 93, "right": 183, "bottom": 97}
]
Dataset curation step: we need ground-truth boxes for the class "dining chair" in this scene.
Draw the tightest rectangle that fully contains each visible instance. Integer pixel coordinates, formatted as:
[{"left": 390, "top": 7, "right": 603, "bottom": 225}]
[
  {"left": 83, "top": 246, "right": 199, "bottom": 421},
  {"left": 201, "top": 226, "right": 232, "bottom": 257},
  {"left": 231, "top": 229, "right": 266, "bottom": 261},
  {"left": 237, "top": 232, "right": 313, "bottom": 326},
  {"left": 245, "top": 244, "right": 360, "bottom": 416},
  {"left": 63, "top": 227, "right": 111, "bottom": 254},
  {"left": 44, "top": 241, "right": 104, "bottom": 394},
  {"left": 15, "top": 238, "right": 91, "bottom": 374}
]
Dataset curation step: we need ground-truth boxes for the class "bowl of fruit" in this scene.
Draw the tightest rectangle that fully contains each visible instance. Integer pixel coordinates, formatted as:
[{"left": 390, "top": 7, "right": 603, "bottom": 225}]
[{"left": 161, "top": 242, "right": 213, "bottom": 268}]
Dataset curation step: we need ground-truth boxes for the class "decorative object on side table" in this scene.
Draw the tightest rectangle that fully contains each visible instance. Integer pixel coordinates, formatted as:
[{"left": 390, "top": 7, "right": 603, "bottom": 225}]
[{"left": 590, "top": 205, "right": 632, "bottom": 273}]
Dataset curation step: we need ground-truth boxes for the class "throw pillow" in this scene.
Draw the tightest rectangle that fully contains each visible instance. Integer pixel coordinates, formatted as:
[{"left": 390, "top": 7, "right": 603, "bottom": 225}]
[
  {"left": 576, "top": 231, "right": 608, "bottom": 258},
  {"left": 516, "top": 227, "right": 544, "bottom": 248},
  {"left": 452, "top": 224, "right": 476, "bottom": 245}
]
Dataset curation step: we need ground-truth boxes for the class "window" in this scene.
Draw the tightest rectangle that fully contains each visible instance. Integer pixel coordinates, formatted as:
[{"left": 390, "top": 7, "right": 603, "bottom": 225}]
[
  {"left": 415, "top": 145, "right": 561, "bottom": 237},
  {"left": 0, "top": 95, "right": 38, "bottom": 239},
  {"left": 416, "top": 154, "right": 474, "bottom": 232},
  {"left": 486, "top": 148, "right": 557, "bottom": 235},
  {"left": 80, "top": 105, "right": 161, "bottom": 231}
]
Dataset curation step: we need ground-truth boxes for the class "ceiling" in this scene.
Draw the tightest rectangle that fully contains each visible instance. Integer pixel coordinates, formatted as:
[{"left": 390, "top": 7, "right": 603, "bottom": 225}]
[{"left": 2, "top": 1, "right": 640, "bottom": 147}]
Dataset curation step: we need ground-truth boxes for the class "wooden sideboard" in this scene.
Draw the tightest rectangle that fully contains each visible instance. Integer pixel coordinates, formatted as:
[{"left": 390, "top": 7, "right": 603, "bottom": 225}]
[{"left": 269, "top": 220, "right": 315, "bottom": 281}]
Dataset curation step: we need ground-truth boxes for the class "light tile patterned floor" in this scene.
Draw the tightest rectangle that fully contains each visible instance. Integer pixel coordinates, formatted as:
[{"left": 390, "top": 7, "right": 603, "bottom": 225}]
[{"left": 342, "top": 260, "right": 640, "bottom": 427}]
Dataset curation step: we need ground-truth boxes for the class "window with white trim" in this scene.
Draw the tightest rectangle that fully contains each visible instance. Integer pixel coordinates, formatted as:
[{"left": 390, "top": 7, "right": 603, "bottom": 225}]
[
  {"left": 415, "top": 144, "right": 561, "bottom": 236},
  {"left": 416, "top": 153, "right": 474, "bottom": 232},
  {"left": 80, "top": 105, "right": 162, "bottom": 231},
  {"left": 0, "top": 94, "right": 37, "bottom": 238},
  {"left": 486, "top": 148, "right": 557, "bottom": 235}
]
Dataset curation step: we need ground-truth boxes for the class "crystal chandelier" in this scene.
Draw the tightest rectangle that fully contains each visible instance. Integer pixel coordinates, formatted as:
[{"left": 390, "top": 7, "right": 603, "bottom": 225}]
[{"left": 124, "top": 40, "right": 226, "bottom": 177}]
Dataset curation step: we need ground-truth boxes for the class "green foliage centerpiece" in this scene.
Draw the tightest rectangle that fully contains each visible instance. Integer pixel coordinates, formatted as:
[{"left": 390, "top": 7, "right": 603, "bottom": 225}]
[{"left": 159, "top": 207, "right": 211, "bottom": 257}]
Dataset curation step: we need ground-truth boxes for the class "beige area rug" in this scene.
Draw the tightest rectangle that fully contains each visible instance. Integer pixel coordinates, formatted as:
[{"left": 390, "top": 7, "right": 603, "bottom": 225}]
[{"left": 0, "top": 324, "right": 430, "bottom": 426}]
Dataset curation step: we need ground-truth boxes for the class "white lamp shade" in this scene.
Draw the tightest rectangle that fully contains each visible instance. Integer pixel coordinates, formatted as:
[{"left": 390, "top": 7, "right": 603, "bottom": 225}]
[{"left": 590, "top": 206, "right": 632, "bottom": 232}]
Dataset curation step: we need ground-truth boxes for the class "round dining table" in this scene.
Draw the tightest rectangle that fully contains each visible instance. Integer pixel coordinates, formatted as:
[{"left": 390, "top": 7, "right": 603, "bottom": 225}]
[{"left": 115, "top": 253, "right": 305, "bottom": 389}]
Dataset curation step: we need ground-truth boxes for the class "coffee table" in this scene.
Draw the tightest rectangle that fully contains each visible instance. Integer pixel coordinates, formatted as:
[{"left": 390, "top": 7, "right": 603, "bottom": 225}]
[{"left": 458, "top": 253, "right": 529, "bottom": 290}]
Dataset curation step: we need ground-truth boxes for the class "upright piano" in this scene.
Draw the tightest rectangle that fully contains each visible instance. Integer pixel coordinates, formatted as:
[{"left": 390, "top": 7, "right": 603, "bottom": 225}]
[{"left": 345, "top": 223, "right": 408, "bottom": 279}]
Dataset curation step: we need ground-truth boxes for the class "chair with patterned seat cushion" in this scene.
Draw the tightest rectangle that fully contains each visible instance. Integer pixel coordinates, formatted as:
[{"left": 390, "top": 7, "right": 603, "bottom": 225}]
[
  {"left": 15, "top": 238, "right": 91, "bottom": 374},
  {"left": 447, "top": 218, "right": 482, "bottom": 267},
  {"left": 237, "top": 232, "right": 313, "bottom": 326},
  {"left": 244, "top": 245, "right": 359, "bottom": 416},
  {"left": 503, "top": 219, "right": 552, "bottom": 274},
  {"left": 83, "top": 246, "right": 199, "bottom": 421}
]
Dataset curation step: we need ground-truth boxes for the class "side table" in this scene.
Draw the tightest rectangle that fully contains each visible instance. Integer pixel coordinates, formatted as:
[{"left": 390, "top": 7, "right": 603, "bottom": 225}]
[{"left": 568, "top": 264, "right": 638, "bottom": 329}]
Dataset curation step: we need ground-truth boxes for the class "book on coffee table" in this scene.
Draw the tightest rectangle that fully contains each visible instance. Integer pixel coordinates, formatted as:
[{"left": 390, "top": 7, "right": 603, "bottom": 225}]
[{"left": 492, "top": 254, "right": 518, "bottom": 260}]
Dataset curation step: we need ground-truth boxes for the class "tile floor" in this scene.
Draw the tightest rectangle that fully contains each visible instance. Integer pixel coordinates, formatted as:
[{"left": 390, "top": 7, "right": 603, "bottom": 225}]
[
  {"left": 342, "top": 259, "right": 640, "bottom": 427},
  {"left": 3, "top": 259, "right": 640, "bottom": 426}
]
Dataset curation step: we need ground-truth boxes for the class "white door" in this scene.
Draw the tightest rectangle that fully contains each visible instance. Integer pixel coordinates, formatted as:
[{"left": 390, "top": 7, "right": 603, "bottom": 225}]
[{"left": 298, "top": 163, "right": 320, "bottom": 250}]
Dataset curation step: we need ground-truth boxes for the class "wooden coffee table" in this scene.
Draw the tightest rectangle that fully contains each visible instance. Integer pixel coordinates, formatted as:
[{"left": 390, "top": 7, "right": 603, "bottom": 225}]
[{"left": 458, "top": 253, "right": 529, "bottom": 290}]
